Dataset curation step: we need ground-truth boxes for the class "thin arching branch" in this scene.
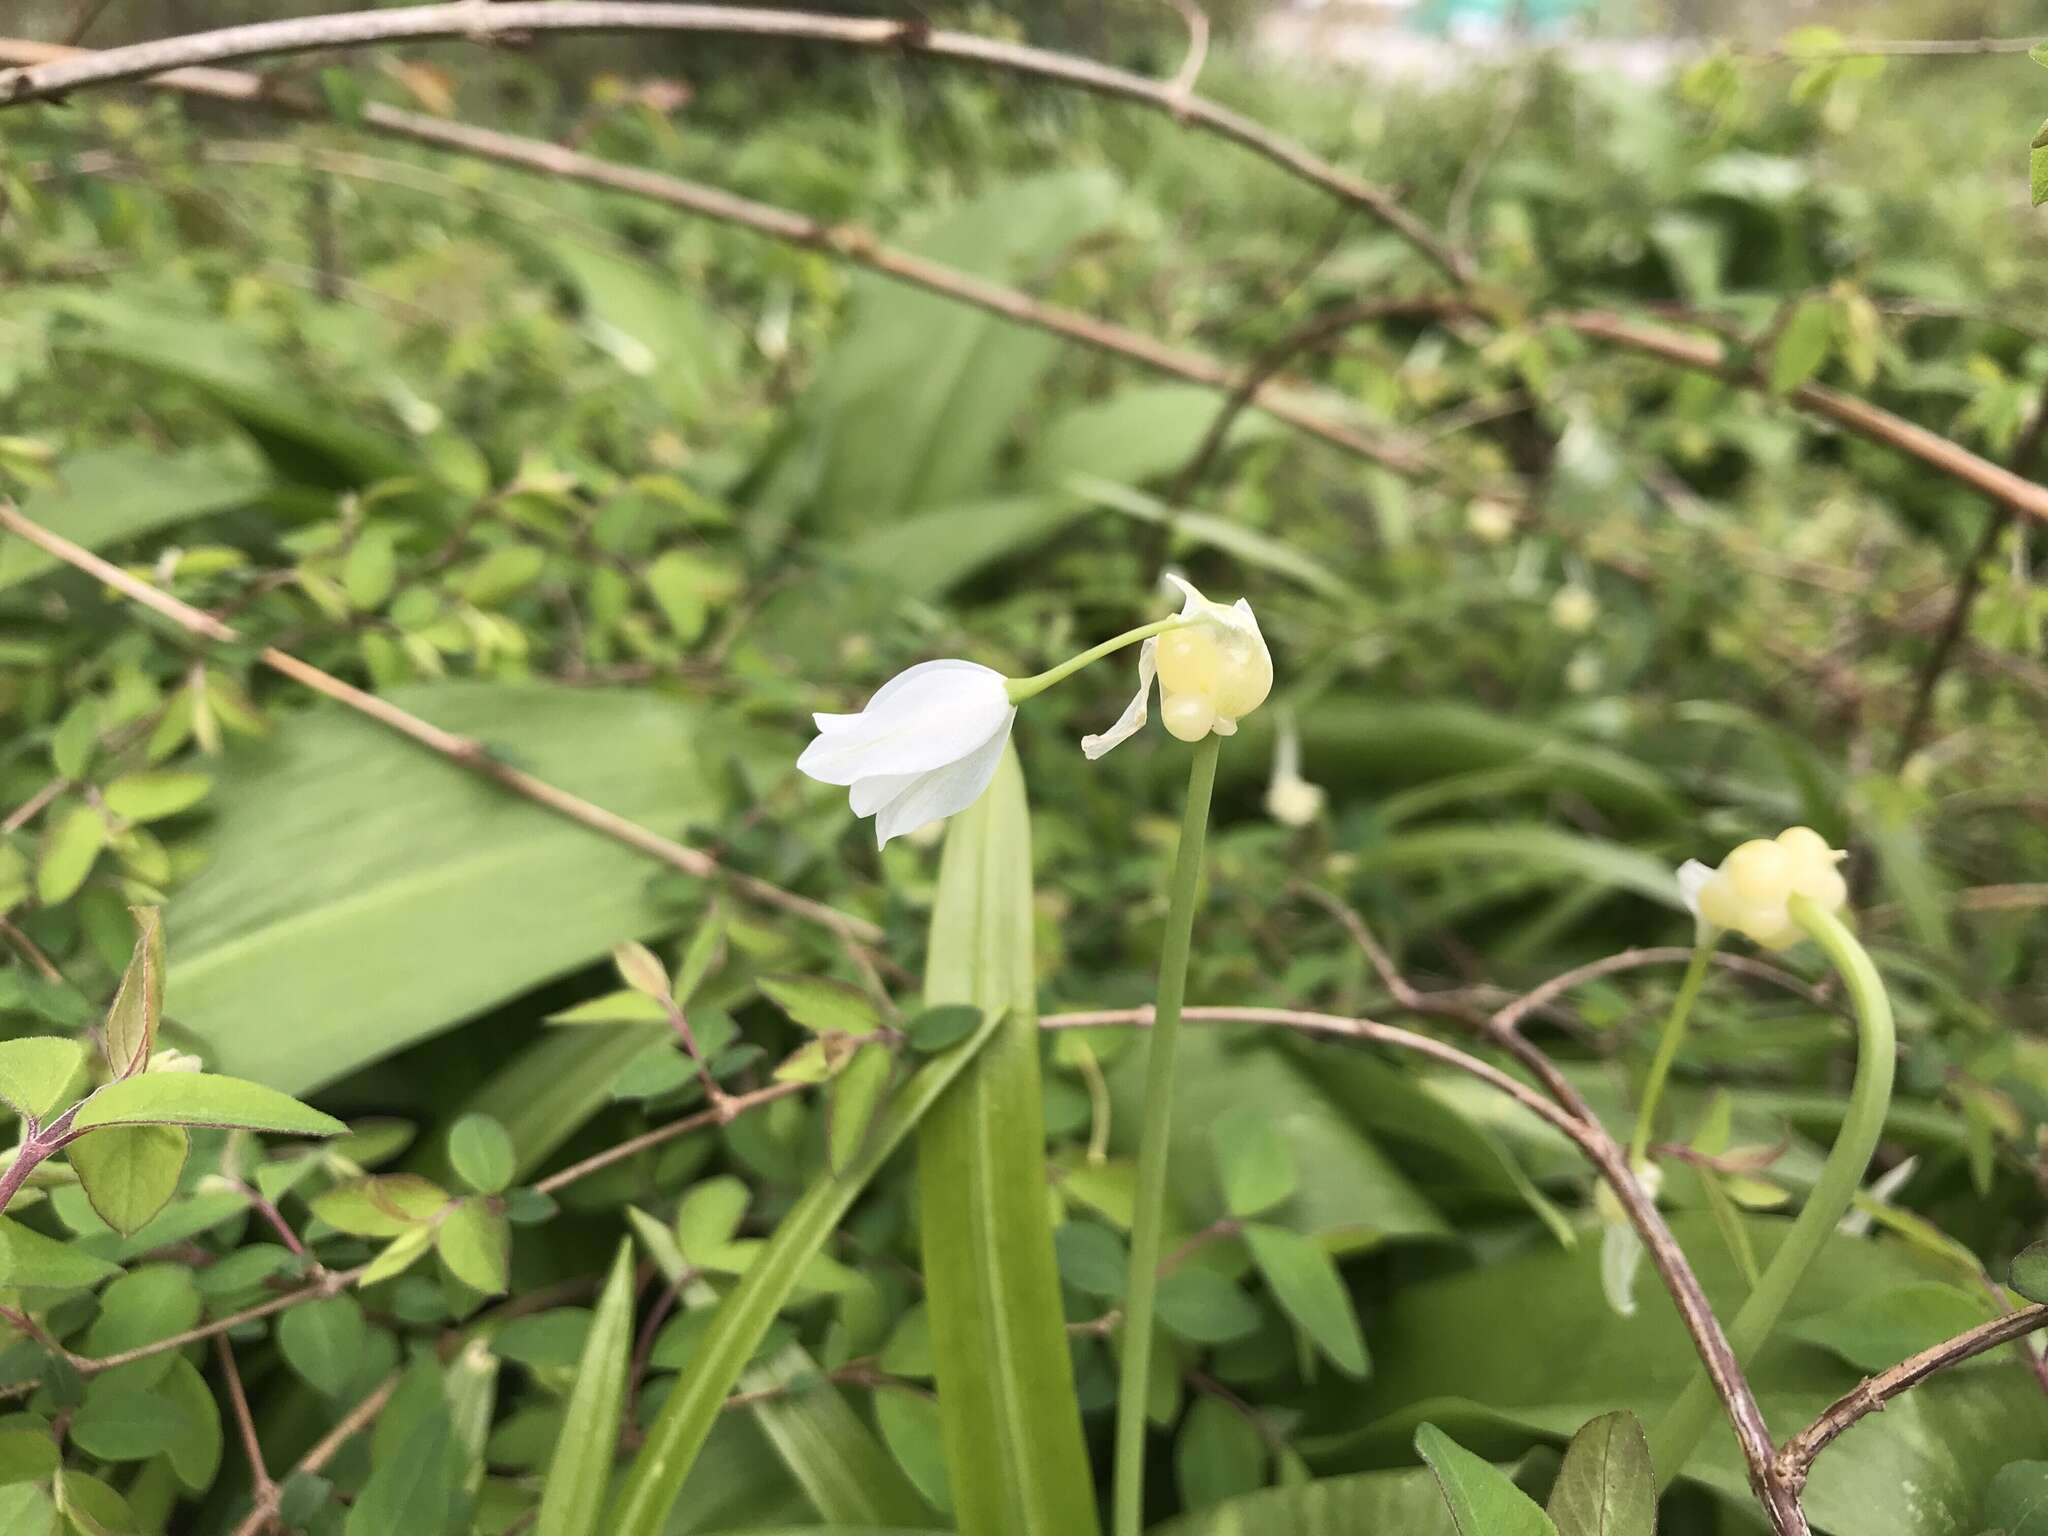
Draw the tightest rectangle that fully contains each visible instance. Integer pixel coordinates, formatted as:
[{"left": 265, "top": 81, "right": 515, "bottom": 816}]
[
  {"left": 0, "top": 2, "right": 1468, "bottom": 282},
  {"left": 1775, "top": 1303, "right": 2048, "bottom": 1491}
]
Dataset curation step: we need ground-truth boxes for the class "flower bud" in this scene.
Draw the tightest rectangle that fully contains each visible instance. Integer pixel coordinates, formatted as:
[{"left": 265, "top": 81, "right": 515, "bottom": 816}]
[
  {"left": 1678, "top": 826, "right": 1849, "bottom": 950},
  {"left": 1550, "top": 584, "right": 1598, "bottom": 635},
  {"left": 1467, "top": 498, "right": 1517, "bottom": 544}
]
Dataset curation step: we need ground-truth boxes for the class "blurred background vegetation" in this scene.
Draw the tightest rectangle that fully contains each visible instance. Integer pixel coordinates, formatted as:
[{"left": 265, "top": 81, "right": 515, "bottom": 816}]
[{"left": 0, "top": 0, "right": 2045, "bottom": 1533}]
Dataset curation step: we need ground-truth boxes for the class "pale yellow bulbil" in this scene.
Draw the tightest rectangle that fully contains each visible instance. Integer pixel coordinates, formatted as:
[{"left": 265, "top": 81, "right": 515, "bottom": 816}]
[
  {"left": 1154, "top": 610, "right": 1272, "bottom": 743},
  {"left": 1683, "top": 826, "right": 1848, "bottom": 950}
]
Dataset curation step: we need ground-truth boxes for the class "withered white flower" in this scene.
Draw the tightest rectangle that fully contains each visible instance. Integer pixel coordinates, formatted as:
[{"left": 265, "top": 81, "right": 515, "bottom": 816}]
[
  {"left": 1677, "top": 826, "right": 1848, "bottom": 950},
  {"left": 1084, "top": 575, "right": 1271, "bottom": 759},
  {"left": 797, "top": 660, "right": 1015, "bottom": 848}
]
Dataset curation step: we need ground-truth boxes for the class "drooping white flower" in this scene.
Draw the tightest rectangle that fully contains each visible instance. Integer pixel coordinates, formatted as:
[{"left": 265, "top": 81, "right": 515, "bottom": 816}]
[
  {"left": 1677, "top": 826, "right": 1848, "bottom": 950},
  {"left": 1084, "top": 575, "right": 1271, "bottom": 759},
  {"left": 1264, "top": 711, "right": 1325, "bottom": 827},
  {"left": 797, "top": 659, "right": 1015, "bottom": 848}
]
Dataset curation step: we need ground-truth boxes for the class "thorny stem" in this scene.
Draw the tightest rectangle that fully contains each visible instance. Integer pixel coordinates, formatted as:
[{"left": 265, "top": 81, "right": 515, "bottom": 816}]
[
  {"left": 1006, "top": 617, "right": 1183, "bottom": 704},
  {"left": 1650, "top": 896, "right": 1896, "bottom": 1489},
  {"left": 1628, "top": 935, "right": 1719, "bottom": 1167},
  {"left": 1113, "top": 733, "right": 1221, "bottom": 1536}
]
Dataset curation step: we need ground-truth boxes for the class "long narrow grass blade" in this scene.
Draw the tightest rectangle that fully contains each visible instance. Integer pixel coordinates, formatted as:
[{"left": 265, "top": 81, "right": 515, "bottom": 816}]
[
  {"left": 609, "top": 1011, "right": 1002, "bottom": 1536},
  {"left": 917, "top": 745, "right": 1102, "bottom": 1536},
  {"left": 535, "top": 1240, "right": 636, "bottom": 1536}
]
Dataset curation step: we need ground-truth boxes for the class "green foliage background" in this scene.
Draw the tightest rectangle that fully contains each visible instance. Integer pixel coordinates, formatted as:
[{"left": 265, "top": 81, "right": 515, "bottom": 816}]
[{"left": 0, "top": 7, "right": 2045, "bottom": 1536}]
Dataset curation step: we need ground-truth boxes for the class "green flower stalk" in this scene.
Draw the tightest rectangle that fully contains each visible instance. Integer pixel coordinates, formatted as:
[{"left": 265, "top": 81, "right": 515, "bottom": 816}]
[
  {"left": 1627, "top": 934, "right": 1719, "bottom": 1169},
  {"left": 1112, "top": 732, "right": 1222, "bottom": 1536},
  {"left": 1648, "top": 882, "right": 1896, "bottom": 1486}
]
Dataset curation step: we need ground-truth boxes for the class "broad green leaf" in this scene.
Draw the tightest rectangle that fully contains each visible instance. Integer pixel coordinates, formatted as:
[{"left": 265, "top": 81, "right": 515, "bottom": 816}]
[
  {"left": 1416, "top": 1423, "right": 1559, "bottom": 1536},
  {"left": 1176, "top": 1395, "right": 1268, "bottom": 1512},
  {"left": 1986, "top": 1460, "right": 2048, "bottom": 1535},
  {"left": 1546, "top": 1411, "right": 1656, "bottom": 1536},
  {"left": 0, "top": 1217, "right": 121, "bottom": 1290},
  {"left": 915, "top": 745, "right": 1101, "bottom": 1536},
  {"left": 70, "top": 1073, "right": 344, "bottom": 1137},
  {"left": 1022, "top": 383, "right": 1279, "bottom": 491},
  {"left": 100, "top": 907, "right": 164, "bottom": 1079},
  {"left": 608, "top": 1007, "right": 1001, "bottom": 1536},
  {"left": 435, "top": 1198, "right": 511, "bottom": 1293},
  {"left": 69, "top": 1381, "right": 182, "bottom": 1462},
  {"left": 548, "top": 238, "right": 727, "bottom": 415},
  {"left": 278, "top": 1295, "right": 368, "bottom": 1397},
  {"left": 759, "top": 975, "right": 880, "bottom": 1036},
  {"left": 0, "top": 1483, "right": 56, "bottom": 1536},
  {"left": 828, "top": 1045, "right": 893, "bottom": 1175},
  {"left": 0, "top": 1428, "right": 59, "bottom": 1485},
  {"left": 0, "top": 1038, "right": 87, "bottom": 1123},
  {"left": 1070, "top": 475, "right": 1362, "bottom": 602},
  {"left": 312, "top": 1174, "right": 450, "bottom": 1237},
  {"left": 67, "top": 1124, "right": 187, "bottom": 1237},
  {"left": 155, "top": 1355, "right": 224, "bottom": 1492},
  {"left": 903, "top": 1006, "right": 981, "bottom": 1054},
  {"left": 1156, "top": 1267, "right": 1263, "bottom": 1345},
  {"left": 1769, "top": 298, "right": 1834, "bottom": 394},
  {"left": 2013, "top": 1240, "right": 2048, "bottom": 1303},
  {"left": 36, "top": 803, "right": 105, "bottom": 907},
  {"left": 1053, "top": 1221, "right": 1128, "bottom": 1300},
  {"left": 1213, "top": 1104, "right": 1298, "bottom": 1219},
  {"left": 1784, "top": 1282, "right": 1996, "bottom": 1372},
  {"left": 100, "top": 775, "right": 212, "bottom": 825},
  {"left": 873, "top": 1387, "right": 952, "bottom": 1514},
  {"left": 81, "top": 1263, "right": 201, "bottom": 1373},
  {"left": 809, "top": 169, "right": 1119, "bottom": 528},
  {"left": 1349, "top": 823, "right": 1681, "bottom": 907},
  {"left": 53, "top": 1468, "right": 137, "bottom": 1536},
  {"left": 447, "top": 1114, "right": 516, "bottom": 1195},
  {"left": 0, "top": 443, "right": 267, "bottom": 592},
  {"left": 167, "top": 682, "right": 718, "bottom": 1091},
  {"left": 358, "top": 1223, "right": 435, "bottom": 1287},
  {"left": 837, "top": 493, "right": 1083, "bottom": 599},
  {"left": 534, "top": 1240, "right": 635, "bottom": 1536},
  {"left": 1242, "top": 1223, "right": 1368, "bottom": 1377}
]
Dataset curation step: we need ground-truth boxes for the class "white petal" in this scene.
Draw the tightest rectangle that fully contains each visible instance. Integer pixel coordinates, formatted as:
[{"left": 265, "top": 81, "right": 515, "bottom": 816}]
[
  {"left": 871, "top": 722, "right": 1013, "bottom": 847},
  {"left": 849, "top": 772, "right": 921, "bottom": 818},
  {"left": 1675, "top": 859, "right": 1715, "bottom": 918},
  {"left": 812, "top": 711, "right": 864, "bottom": 733},
  {"left": 1081, "top": 636, "right": 1158, "bottom": 760},
  {"left": 797, "top": 661, "right": 1012, "bottom": 786}
]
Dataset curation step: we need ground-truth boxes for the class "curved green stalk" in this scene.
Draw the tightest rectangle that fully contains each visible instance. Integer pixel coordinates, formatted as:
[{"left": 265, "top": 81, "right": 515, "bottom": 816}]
[
  {"left": 1627, "top": 936, "right": 1718, "bottom": 1167},
  {"left": 1112, "top": 733, "right": 1222, "bottom": 1536},
  {"left": 1648, "top": 895, "right": 1895, "bottom": 1487},
  {"left": 1006, "top": 617, "right": 1182, "bottom": 703}
]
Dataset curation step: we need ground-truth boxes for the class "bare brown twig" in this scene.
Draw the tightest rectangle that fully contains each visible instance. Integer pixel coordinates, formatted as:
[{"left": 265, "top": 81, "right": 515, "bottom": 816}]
[
  {"left": 0, "top": 501, "right": 879, "bottom": 945},
  {"left": 1775, "top": 1304, "right": 2048, "bottom": 1491},
  {"left": 229, "top": 1370, "right": 402, "bottom": 1536},
  {"left": 0, "top": 4, "right": 1467, "bottom": 282}
]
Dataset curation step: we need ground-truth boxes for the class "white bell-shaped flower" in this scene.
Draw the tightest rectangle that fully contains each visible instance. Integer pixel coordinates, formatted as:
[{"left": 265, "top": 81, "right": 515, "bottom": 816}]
[
  {"left": 798, "top": 659, "right": 1016, "bottom": 847},
  {"left": 1677, "top": 826, "right": 1848, "bottom": 950},
  {"left": 1084, "top": 575, "right": 1272, "bottom": 759},
  {"left": 1264, "top": 711, "right": 1325, "bottom": 827}
]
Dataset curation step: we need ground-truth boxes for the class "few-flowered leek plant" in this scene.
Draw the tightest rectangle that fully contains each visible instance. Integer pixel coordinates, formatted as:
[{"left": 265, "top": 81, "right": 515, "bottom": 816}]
[
  {"left": 1637, "top": 825, "right": 1897, "bottom": 1487},
  {"left": 797, "top": 574, "right": 1272, "bottom": 1536}
]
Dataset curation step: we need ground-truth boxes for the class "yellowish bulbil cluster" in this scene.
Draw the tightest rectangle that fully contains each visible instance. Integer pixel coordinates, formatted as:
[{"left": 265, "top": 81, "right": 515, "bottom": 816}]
[
  {"left": 1688, "top": 827, "right": 1848, "bottom": 949},
  {"left": 1154, "top": 622, "right": 1273, "bottom": 743}
]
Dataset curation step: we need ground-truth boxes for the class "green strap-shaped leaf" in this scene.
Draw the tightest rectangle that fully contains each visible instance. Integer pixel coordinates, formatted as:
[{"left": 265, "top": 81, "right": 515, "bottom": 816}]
[
  {"left": 1415, "top": 1424, "right": 1559, "bottom": 1536},
  {"left": 609, "top": 1007, "right": 1002, "bottom": 1536},
  {"left": 1546, "top": 1411, "right": 1657, "bottom": 1536},
  {"left": 915, "top": 746, "right": 1102, "bottom": 1536},
  {"left": 746, "top": 1344, "right": 936, "bottom": 1527},
  {"left": 68, "top": 1073, "right": 345, "bottom": 1137},
  {"left": 535, "top": 1240, "right": 636, "bottom": 1536}
]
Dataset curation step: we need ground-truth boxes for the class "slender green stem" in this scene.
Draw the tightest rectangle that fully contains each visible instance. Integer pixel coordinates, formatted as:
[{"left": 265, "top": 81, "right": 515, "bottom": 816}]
[
  {"left": 1648, "top": 895, "right": 1895, "bottom": 1487},
  {"left": 1627, "top": 935, "right": 1718, "bottom": 1167},
  {"left": 1006, "top": 617, "right": 1182, "bottom": 704},
  {"left": 1112, "top": 733, "right": 1222, "bottom": 1536}
]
